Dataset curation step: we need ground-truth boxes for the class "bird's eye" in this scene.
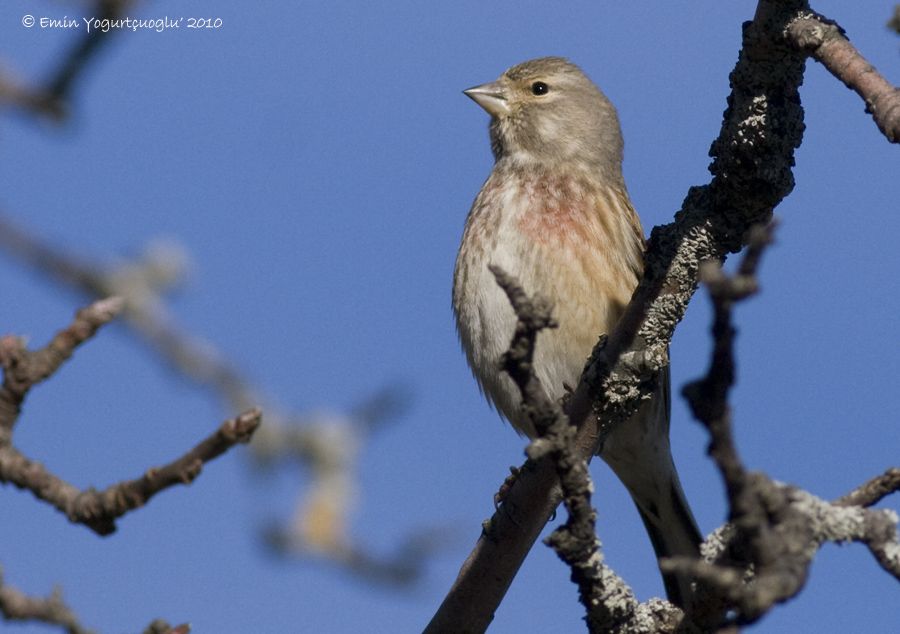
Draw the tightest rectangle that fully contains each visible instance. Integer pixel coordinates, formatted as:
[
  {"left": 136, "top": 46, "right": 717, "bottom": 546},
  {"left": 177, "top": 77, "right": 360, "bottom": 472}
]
[{"left": 531, "top": 81, "right": 550, "bottom": 96}]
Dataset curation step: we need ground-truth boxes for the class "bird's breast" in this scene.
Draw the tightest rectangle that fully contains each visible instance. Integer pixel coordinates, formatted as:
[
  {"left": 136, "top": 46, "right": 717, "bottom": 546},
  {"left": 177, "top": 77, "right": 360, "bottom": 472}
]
[{"left": 453, "top": 165, "right": 645, "bottom": 431}]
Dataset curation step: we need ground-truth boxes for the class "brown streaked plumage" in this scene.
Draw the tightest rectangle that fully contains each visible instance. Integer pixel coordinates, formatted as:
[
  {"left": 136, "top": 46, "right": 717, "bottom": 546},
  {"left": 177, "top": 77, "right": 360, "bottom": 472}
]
[{"left": 453, "top": 57, "right": 701, "bottom": 607}]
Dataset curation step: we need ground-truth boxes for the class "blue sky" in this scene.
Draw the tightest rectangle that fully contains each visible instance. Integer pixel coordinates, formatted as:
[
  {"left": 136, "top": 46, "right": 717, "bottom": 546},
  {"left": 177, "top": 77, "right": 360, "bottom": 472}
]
[{"left": 2, "top": 1, "right": 898, "bottom": 632}]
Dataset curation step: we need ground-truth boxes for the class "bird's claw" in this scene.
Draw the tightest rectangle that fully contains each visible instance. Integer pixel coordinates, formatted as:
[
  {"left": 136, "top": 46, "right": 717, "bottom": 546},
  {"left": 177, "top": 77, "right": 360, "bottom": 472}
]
[{"left": 493, "top": 465, "right": 521, "bottom": 509}]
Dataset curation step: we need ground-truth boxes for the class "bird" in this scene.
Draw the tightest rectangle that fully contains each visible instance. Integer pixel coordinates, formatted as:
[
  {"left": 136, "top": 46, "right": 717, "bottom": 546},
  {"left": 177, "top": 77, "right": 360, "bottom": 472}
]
[{"left": 452, "top": 56, "right": 701, "bottom": 607}]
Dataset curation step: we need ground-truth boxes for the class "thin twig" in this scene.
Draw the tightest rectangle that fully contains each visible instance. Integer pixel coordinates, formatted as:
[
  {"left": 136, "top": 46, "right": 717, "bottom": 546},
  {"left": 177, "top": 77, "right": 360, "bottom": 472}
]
[
  {"left": 677, "top": 223, "right": 820, "bottom": 628},
  {"left": 0, "top": 0, "right": 131, "bottom": 120},
  {"left": 0, "top": 299, "right": 261, "bottom": 535},
  {"left": 834, "top": 467, "right": 900, "bottom": 508},
  {"left": 0, "top": 567, "right": 92, "bottom": 634},
  {"left": 0, "top": 297, "right": 124, "bottom": 438},
  {"left": 787, "top": 13, "right": 900, "bottom": 142},
  {"left": 0, "top": 409, "right": 261, "bottom": 536}
]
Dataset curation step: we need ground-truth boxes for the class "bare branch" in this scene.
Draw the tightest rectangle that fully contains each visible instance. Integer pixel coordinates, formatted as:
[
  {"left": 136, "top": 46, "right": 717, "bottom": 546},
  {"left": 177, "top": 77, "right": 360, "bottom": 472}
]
[
  {"left": 834, "top": 467, "right": 900, "bottom": 508},
  {"left": 672, "top": 222, "right": 900, "bottom": 628},
  {"left": 489, "top": 266, "right": 624, "bottom": 629},
  {"left": 681, "top": 223, "right": 774, "bottom": 505},
  {"left": 0, "top": 408, "right": 261, "bottom": 536},
  {"left": 0, "top": 0, "right": 131, "bottom": 120},
  {"left": 0, "top": 297, "right": 124, "bottom": 437},
  {"left": 144, "top": 620, "right": 191, "bottom": 634},
  {"left": 664, "top": 486, "right": 900, "bottom": 624},
  {"left": 488, "top": 264, "right": 559, "bottom": 441},
  {"left": 0, "top": 567, "right": 92, "bottom": 634},
  {"left": 0, "top": 211, "right": 424, "bottom": 582},
  {"left": 0, "top": 299, "right": 261, "bottom": 534},
  {"left": 674, "top": 222, "right": 851, "bottom": 627},
  {"left": 428, "top": 268, "right": 686, "bottom": 633},
  {"left": 0, "top": 215, "right": 260, "bottom": 413},
  {"left": 787, "top": 13, "right": 900, "bottom": 142}
]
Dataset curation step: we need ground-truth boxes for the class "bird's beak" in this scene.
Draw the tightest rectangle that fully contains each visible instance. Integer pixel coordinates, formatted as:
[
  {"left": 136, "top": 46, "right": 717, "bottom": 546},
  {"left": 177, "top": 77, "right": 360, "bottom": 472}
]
[{"left": 463, "top": 81, "right": 509, "bottom": 117}]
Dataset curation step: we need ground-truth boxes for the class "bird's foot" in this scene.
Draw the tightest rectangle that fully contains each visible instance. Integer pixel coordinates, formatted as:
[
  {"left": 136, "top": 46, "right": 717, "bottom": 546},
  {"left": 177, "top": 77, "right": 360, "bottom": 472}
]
[{"left": 493, "top": 465, "right": 521, "bottom": 509}]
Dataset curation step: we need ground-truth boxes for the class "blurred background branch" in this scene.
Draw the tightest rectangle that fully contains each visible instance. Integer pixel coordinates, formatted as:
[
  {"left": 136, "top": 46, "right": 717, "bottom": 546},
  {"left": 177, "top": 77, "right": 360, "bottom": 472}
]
[
  {"left": 0, "top": 3, "right": 440, "bottom": 630},
  {"left": 0, "top": 566, "right": 90, "bottom": 634},
  {"left": 0, "top": 212, "right": 432, "bottom": 579},
  {"left": 0, "top": 0, "right": 131, "bottom": 120}
]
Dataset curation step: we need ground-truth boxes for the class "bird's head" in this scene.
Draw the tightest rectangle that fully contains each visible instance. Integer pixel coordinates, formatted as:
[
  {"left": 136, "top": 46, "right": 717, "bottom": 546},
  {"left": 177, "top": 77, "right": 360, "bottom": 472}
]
[{"left": 464, "top": 57, "right": 624, "bottom": 179}]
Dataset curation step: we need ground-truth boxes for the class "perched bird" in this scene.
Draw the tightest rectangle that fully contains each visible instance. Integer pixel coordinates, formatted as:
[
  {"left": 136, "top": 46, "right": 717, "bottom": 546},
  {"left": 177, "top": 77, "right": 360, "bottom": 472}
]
[{"left": 452, "top": 57, "right": 701, "bottom": 606}]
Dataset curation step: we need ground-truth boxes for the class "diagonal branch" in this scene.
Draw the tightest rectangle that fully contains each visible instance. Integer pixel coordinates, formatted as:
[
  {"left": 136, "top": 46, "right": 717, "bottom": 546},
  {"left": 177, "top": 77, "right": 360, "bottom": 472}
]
[
  {"left": 0, "top": 297, "right": 124, "bottom": 438},
  {"left": 427, "top": 268, "right": 686, "bottom": 634},
  {"left": 834, "top": 467, "right": 900, "bottom": 508},
  {"left": 787, "top": 13, "right": 900, "bottom": 142},
  {"left": 0, "top": 0, "right": 131, "bottom": 120},
  {"left": 0, "top": 567, "right": 91, "bottom": 634},
  {"left": 0, "top": 406, "right": 261, "bottom": 536},
  {"left": 0, "top": 299, "right": 262, "bottom": 535}
]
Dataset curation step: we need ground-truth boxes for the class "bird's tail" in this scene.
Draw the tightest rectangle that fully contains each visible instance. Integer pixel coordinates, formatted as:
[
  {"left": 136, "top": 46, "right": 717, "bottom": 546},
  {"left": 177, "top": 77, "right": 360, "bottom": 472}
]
[
  {"left": 598, "top": 366, "right": 702, "bottom": 607},
  {"left": 633, "top": 468, "right": 702, "bottom": 607}
]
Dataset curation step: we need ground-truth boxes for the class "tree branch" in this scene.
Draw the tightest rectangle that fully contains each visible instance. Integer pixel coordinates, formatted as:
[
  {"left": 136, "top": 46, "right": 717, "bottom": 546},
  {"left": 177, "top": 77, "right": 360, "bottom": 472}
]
[
  {"left": 667, "top": 223, "right": 900, "bottom": 628},
  {"left": 787, "top": 13, "right": 900, "bottom": 142},
  {"left": 0, "top": 567, "right": 91, "bottom": 634},
  {"left": 0, "top": 0, "right": 130, "bottom": 120},
  {"left": 490, "top": 266, "right": 635, "bottom": 632},
  {"left": 674, "top": 224, "right": 817, "bottom": 629},
  {"left": 890, "top": 6, "right": 900, "bottom": 35},
  {"left": 0, "top": 407, "right": 261, "bottom": 536},
  {"left": 834, "top": 467, "right": 900, "bottom": 508},
  {"left": 0, "top": 299, "right": 262, "bottom": 535},
  {"left": 0, "top": 210, "right": 428, "bottom": 582},
  {"left": 0, "top": 297, "right": 124, "bottom": 438},
  {"left": 664, "top": 485, "right": 900, "bottom": 628},
  {"left": 427, "top": 268, "right": 686, "bottom": 633}
]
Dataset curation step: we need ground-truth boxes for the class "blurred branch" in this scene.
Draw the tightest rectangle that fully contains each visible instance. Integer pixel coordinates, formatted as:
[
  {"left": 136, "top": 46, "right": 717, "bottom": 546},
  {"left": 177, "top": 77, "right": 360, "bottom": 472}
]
[
  {"left": 0, "top": 0, "right": 131, "bottom": 120},
  {"left": 888, "top": 5, "right": 900, "bottom": 35},
  {"left": 0, "top": 0, "right": 426, "bottom": 585},
  {"left": 0, "top": 566, "right": 91, "bottom": 634},
  {"left": 0, "top": 299, "right": 261, "bottom": 535},
  {"left": 2, "top": 0, "right": 426, "bottom": 577},
  {"left": 834, "top": 467, "right": 900, "bottom": 508},
  {"left": 787, "top": 12, "right": 900, "bottom": 143},
  {"left": 0, "top": 215, "right": 259, "bottom": 412},
  {"left": 0, "top": 211, "right": 425, "bottom": 581},
  {"left": 1, "top": 297, "right": 124, "bottom": 439},
  {"left": 144, "top": 620, "right": 191, "bottom": 634},
  {"left": 0, "top": 207, "right": 425, "bottom": 578},
  {"left": 266, "top": 523, "right": 451, "bottom": 587}
]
